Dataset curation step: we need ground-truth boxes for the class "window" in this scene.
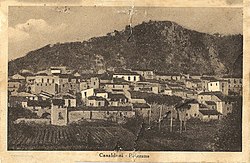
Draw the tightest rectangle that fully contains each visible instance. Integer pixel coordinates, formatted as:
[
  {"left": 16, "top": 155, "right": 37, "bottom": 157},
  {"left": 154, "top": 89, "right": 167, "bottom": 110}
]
[
  {"left": 186, "top": 113, "right": 188, "bottom": 116},
  {"left": 210, "top": 83, "right": 212, "bottom": 86},
  {"left": 201, "top": 96, "right": 203, "bottom": 99},
  {"left": 98, "top": 102, "right": 101, "bottom": 106},
  {"left": 194, "top": 113, "right": 197, "bottom": 117},
  {"left": 128, "top": 76, "right": 131, "bottom": 81},
  {"left": 134, "top": 76, "right": 136, "bottom": 81},
  {"left": 52, "top": 79, "right": 55, "bottom": 83},
  {"left": 228, "top": 79, "right": 231, "bottom": 83},
  {"left": 216, "top": 83, "right": 217, "bottom": 86},
  {"left": 94, "top": 82, "right": 96, "bottom": 85},
  {"left": 107, "top": 111, "right": 109, "bottom": 115},
  {"left": 47, "top": 79, "right": 49, "bottom": 83},
  {"left": 58, "top": 112, "right": 64, "bottom": 120},
  {"left": 84, "top": 92, "right": 87, "bottom": 97},
  {"left": 42, "top": 78, "right": 44, "bottom": 83}
]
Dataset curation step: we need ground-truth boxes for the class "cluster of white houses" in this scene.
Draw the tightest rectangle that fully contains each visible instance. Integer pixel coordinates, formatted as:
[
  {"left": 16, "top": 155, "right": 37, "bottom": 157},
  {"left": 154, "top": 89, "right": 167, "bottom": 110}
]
[{"left": 8, "top": 66, "right": 242, "bottom": 125}]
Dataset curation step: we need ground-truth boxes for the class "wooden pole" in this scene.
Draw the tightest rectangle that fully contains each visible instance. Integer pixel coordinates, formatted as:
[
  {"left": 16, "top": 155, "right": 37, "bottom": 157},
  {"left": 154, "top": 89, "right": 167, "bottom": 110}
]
[
  {"left": 148, "top": 109, "right": 151, "bottom": 126},
  {"left": 170, "top": 107, "right": 173, "bottom": 132},
  {"left": 180, "top": 119, "right": 182, "bottom": 134},
  {"left": 158, "top": 105, "right": 162, "bottom": 131}
]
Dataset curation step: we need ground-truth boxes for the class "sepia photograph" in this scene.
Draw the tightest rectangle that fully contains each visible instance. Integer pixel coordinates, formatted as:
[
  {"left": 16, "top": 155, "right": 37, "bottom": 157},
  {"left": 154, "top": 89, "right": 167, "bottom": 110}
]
[{"left": 7, "top": 6, "right": 243, "bottom": 152}]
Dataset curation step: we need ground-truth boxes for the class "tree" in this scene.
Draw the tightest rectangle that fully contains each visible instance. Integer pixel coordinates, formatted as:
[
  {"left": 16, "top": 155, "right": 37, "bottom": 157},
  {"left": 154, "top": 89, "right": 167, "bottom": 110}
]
[
  {"left": 175, "top": 101, "right": 191, "bottom": 133},
  {"left": 214, "top": 97, "right": 242, "bottom": 151}
]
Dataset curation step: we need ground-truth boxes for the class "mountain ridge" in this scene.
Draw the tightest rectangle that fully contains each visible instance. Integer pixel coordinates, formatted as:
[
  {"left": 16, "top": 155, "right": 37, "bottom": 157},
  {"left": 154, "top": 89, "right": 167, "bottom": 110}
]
[{"left": 8, "top": 20, "right": 243, "bottom": 77}]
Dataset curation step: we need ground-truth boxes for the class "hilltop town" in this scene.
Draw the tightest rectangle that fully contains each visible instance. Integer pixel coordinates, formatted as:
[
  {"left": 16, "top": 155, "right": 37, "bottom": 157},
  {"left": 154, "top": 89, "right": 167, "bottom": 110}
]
[
  {"left": 8, "top": 66, "right": 242, "bottom": 150},
  {"left": 8, "top": 66, "right": 242, "bottom": 124}
]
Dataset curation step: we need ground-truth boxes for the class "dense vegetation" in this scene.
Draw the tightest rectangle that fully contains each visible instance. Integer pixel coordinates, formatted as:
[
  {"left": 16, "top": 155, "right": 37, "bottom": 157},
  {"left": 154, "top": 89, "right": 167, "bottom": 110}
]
[
  {"left": 8, "top": 20, "right": 242, "bottom": 77},
  {"left": 214, "top": 97, "right": 242, "bottom": 151}
]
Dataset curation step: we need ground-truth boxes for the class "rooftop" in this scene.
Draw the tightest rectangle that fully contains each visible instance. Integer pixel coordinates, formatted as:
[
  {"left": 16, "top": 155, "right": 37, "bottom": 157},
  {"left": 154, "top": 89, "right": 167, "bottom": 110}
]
[
  {"left": 8, "top": 79, "right": 22, "bottom": 83},
  {"left": 184, "top": 99, "right": 199, "bottom": 104},
  {"left": 131, "top": 68, "right": 154, "bottom": 71},
  {"left": 109, "top": 93, "right": 128, "bottom": 100},
  {"left": 28, "top": 100, "right": 52, "bottom": 107},
  {"left": 186, "top": 78, "right": 201, "bottom": 83},
  {"left": 155, "top": 72, "right": 180, "bottom": 76},
  {"left": 200, "top": 76, "right": 217, "bottom": 81},
  {"left": 205, "top": 101, "right": 216, "bottom": 105},
  {"left": 11, "top": 92, "right": 36, "bottom": 97},
  {"left": 199, "top": 109, "right": 222, "bottom": 115},
  {"left": 198, "top": 91, "right": 222, "bottom": 96},
  {"left": 52, "top": 99, "right": 65, "bottom": 106},
  {"left": 132, "top": 103, "right": 150, "bottom": 108},
  {"left": 129, "top": 91, "right": 150, "bottom": 99},
  {"left": 94, "top": 88, "right": 108, "bottom": 94},
  {"left": 88, "top": 96, "right": 106, "bottom": 101},
  {"left": 69, "top": 106, "right": 133, "bottom": 111}
]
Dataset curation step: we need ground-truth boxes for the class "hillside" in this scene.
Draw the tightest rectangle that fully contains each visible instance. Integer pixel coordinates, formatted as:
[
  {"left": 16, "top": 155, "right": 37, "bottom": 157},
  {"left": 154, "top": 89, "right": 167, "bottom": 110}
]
[{"left": 8, "top": 20, "right": 243, "bottom": 77}]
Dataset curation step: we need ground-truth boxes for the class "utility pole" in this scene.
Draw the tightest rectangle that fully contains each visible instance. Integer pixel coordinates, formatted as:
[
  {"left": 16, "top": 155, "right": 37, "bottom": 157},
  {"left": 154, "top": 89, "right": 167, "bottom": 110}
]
[
  {"left": 170, "top": 106, "right": 173, "bottom": 132},
  {"left": 148, "top": 108, "right": 151, "bottom": 126},
  {"left": 158, "top": 104, "right": 162, "bottom": 131}
]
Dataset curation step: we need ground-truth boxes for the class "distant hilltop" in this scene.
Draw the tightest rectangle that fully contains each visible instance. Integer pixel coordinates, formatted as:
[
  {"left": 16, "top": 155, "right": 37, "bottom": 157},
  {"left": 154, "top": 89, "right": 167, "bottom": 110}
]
[{"left": 8, "top": 20, "right": 243, "bottom": 77}]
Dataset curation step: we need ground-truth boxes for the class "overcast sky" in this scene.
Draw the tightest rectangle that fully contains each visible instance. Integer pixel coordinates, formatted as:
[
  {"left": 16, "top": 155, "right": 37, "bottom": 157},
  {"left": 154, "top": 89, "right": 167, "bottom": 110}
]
[{"left": 8, "top": 7, "right": 243, "bottom": 60}]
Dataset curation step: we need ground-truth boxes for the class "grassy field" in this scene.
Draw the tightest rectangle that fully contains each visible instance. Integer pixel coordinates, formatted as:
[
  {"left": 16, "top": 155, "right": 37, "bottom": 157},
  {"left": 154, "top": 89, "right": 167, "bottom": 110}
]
[
  {"left": 139, "top": 120, "right": 219, "bottom": 151},
  {"left": 8, "top": 122, "right": 156, "bottom": 151},
  {"left": 8, "top": 119, "right": 220, "bottom": 151}
]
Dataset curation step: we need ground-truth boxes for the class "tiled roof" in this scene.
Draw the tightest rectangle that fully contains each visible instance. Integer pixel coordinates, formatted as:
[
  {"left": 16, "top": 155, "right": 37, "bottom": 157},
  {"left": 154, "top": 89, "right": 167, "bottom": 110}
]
[
  {"left": 155, "top": 72, "right": 180, "bottom": 76},
  {"left": 99, "top": 73, "right": 113, "bottom": 80},
  {"left": 184, "top": 99, "right": 199, "bottom": 104},
  {"left": 200, "top": 76, "right": 217, "bottom": 81},
  {"left": 94, "top": 88, "right": 108, "bottom": 94},
  {"left": 8, "top": 79, "right": 22, "bottom": 83},
  {"left": 75, "top": 106, "right": 133, "bottom": 111},
  {"left": 205, "top": 101, "right": 216, "bottom": 105},
  {"left": 129, "top": 91, "right": 149, "bottom": 99},
  {"left": 88, "top": 96, "right": 106, "bottom": 101},
  {"left": 11, "top": 92, "right": 36, "bottom": 97},
  {"left": 28, "top": 100, "right": 52, "bottom": 107},
  {"left": 59, "top": 74, "right": 74, "bottom": 78},
  {"left": 109, "top": 94, "right": 128, "bottom": 100},
  {"left": 52, "top": 99, "right": 65, "bottom": 106},
  {"left": 131, "top": 68, "right": 153, "bottom": 71},
  {"left": 113, "top": 71, "right": 139, "bottom": 75},
  {"left": 175, "top": 102, "right": 191, "bottom": 109},
  {"left": 132, "top": 103, "right": 150, "bottom": 108},
  {"left": 20, "top": 72, "right": 35, "bottom": 77},
  {"left": 36, "top": 73, "right": 49, "bottom": 76},
  {"left": 198, "top": 91, "right": 222, "bottom": 96},
  {"left": 199, "top": 103, "right": 208, "bottom": 108},
  {"left": 186, "top": 79, "right": 201, "bottom": 83},
  {"left": 199, "top": 109, "right": 222, "bottom": 115}
]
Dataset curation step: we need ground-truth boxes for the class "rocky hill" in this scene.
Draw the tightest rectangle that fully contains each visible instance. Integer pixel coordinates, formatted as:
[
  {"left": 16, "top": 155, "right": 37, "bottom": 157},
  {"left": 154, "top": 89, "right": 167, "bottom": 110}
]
[{"left": 8, "top": 20, "right": 243, "bottom": 77}]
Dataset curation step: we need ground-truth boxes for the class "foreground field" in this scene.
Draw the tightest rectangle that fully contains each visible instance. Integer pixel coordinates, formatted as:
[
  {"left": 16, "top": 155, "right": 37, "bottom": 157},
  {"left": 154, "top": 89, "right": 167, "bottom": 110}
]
[{"left": 8, "top": 122, "right": 156, "bottom": 151}]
